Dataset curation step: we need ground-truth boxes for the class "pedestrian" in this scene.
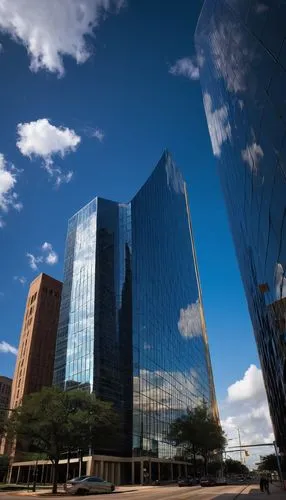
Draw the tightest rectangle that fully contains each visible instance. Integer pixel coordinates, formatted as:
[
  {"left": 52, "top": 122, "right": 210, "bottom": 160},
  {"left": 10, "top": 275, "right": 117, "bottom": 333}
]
[
  {"left": 260, "top": 476, "right": 265, "bottom": 492},
  {"left": 264, "top": 477, "right": 270, "bottom": 495}
]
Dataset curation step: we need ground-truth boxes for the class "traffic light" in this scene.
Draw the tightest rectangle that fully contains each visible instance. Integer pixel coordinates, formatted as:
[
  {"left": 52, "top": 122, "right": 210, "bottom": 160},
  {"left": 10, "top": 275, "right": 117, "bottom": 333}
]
[{"left": 245, "top": 450, "right": 250, "bottom": 457}]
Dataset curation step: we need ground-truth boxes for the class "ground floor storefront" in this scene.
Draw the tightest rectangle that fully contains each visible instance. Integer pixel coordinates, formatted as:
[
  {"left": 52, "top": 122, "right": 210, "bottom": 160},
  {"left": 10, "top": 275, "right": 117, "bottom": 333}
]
[{"left": 8, "top": 455, "right": 191, "bottom": 485}]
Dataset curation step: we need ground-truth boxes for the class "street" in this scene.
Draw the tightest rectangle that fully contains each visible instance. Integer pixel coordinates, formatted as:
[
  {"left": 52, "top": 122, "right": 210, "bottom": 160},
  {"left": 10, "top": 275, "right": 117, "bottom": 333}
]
[{"left": 0, "top": 484, "right": 267, "bottom": 500}]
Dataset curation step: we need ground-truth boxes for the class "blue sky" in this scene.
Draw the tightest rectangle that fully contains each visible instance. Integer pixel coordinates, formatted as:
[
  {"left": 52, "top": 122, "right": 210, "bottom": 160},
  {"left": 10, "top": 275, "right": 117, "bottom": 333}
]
[{"left": 0, "top": 0, "right": 269, "bottom": 456}]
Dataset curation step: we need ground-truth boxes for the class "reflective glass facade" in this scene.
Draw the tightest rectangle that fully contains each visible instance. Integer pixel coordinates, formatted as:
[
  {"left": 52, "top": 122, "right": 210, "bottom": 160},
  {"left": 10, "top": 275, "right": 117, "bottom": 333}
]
[
  {"left": 54, "top": 151, "right": 216, "bottom": 457},
  {"left": 196, "top": 0, "right": 286, "bottom": 452}
]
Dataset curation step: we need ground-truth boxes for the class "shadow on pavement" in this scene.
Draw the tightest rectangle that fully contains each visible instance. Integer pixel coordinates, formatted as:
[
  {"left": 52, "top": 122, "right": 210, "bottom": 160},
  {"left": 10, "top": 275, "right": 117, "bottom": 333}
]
[{"left": 214, "top": 486, "right": 284, "bottom": 498}]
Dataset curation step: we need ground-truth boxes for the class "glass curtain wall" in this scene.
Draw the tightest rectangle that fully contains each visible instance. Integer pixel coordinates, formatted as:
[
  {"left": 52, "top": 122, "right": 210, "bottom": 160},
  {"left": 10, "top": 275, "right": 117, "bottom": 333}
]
[
  {"left": 54, "top": 151, "right": 217, "bottom": 458},
  {"left": 196, "top": 0, "right": 286, "bottom": 452},
  {"left": 131, "top": 151, "right": 215, "bottom": 458}
]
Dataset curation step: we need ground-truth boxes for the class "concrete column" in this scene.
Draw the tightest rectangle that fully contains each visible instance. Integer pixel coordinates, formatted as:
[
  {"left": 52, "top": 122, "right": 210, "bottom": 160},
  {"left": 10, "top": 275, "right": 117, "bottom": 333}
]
[
  {"left": 104, "top": 462, "right": 108, "bottom": 480},
  {"left": 140, "top": 461, "right": 144, "bottom": 484},
  {"left": 85, "top": 457, "right": 92, "bottom": 476},
  {"left": 27, "top": 466, "right": 31, "bottom": 487},
  {"left": 170, "top": 463, "right": 173, "bottom": 481},
  {"left": 40, "top": 465, "right": 45, "bottom": 484},
  {"left": 158, "top": 463, "right": 160, "bottom": 481},
  {"left": 115, "top": 463, "right": 121, "bottom": 485},
  {"left": 7, "top": 466, "right": 13, "bottom": 484},
  {"left": 100, "top": 461, "right": 104, "bottom": 478},
  {"left": 131, "top": 461, "right": 135, "bottom": 484},
  {"left": 16, "top": 466, "right": 20, "bottom": 484},
  {"left": 50, "top": 465, "right": 54, "bottom": 484},
  {"left": 111, "top": 463, "right": 115, "bottom": 484},
  {"left": 45, "top": 465, "right": 49, "bottom": 484}
]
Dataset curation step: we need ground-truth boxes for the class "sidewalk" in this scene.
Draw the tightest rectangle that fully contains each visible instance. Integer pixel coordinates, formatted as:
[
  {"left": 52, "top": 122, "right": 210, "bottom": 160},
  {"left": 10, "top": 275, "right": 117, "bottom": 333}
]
[
  {"left": 242, "top": 484, "right": 286, "bottom": 498},
  {"left": 0, "top": 484, "right": 156, "bottom": 497}
]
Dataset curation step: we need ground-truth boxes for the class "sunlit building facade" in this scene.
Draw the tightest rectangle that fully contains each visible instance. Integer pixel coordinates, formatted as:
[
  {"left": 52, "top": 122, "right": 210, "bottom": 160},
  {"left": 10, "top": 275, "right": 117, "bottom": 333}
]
[
  {"left": 196, "top": 0, "right": 286, "bottom": 453},
  {"left": 53, "top": 151, "right": 217, "bottom": 458}
]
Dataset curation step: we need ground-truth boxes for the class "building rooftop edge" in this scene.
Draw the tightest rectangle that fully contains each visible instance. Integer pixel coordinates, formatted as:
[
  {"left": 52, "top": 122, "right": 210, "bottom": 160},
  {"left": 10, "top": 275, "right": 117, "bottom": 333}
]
[
  {"left": 29, "top": 273, "right": 62, "bottom": 288},
  {"left": 68, "top": 150, "right": 181, "bottom": 220}
]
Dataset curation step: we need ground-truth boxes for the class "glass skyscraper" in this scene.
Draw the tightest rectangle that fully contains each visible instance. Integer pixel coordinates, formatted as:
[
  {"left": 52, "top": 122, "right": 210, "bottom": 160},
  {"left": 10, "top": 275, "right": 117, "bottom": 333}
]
[
  {"left": 54, "top": 151, "right": 217, "bottom": 458},
  {"left": 196, "top": 1, "right": 286, "bottom": 454}
]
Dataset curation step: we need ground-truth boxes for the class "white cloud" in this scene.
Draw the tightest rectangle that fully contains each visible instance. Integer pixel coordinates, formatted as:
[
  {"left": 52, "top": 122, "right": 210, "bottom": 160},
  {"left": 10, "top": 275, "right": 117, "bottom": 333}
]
[
  {"left": 16, "top": 118, "right": 80, "bottom": 186},
  {"left": 92, "top": 128, "right": 105, "bottom": 142},
  {"left": 227, "top": 364, "right": 266, "bottom": 403},
  {"left": 274, "top": 263, "right": 286, "bottom": 300},
  {"left": 238, "top": 100, "right": 244, "bottom": 110},
  {"left": 241, "top": 142, "right": 264, "bottom": 173},
  {"left": 210, "top": 21, "right": 251, "bottom": 94},
  {"left": 45, "top": 251, "right": 58, "bottom": 265},
  {"left": 42, "top": 241, "right": 59, "bottom": 265},
  {"left": 203, "top": 93, "right": 231, "bottom": 157},
  {"left": 0, "top": 153, "right": 22, "bottom": 226},
  {"left": 41, "top": 242, "right": 52, "bottom": 252},
  {"left": 133, "top": 367, "right": 203, "bottom": 413},
  {"left": 165, "top": 152, "right": 185, "bottom": 194},
  {"left": 0, "top": 340, "right": 18, "bottom": 356},
  {"left": 17, "top": 119, "right": 81, "bottom": 158},
  {"left": 169, "top": 57, "right": 200, "bottom": 81},
  {"left": 26, "top": 252, "right": 43, "bottom": 271},
  {"left": 143, "top": 342, "right": 152, "bottom": 350},
  {"left": 178, "top": 300, "right": 202, "bottom": 338},
  {"left": 220, "top": 364, "right": 274, "bottom": 468},
  {"left": 256, "top": 3, "right": 269, "bottom": 14},
  {"left": 0, "top": 0, "right": 125, "bottom": 76},
  {"left": 27, "top": 241, "right": 59, "bottom": 270},
  {"left": 84, "top": 126, "right": 105, "bottom": 142},
  {"left": 13, "top": 275, "right": 27, "bottom": 285}
]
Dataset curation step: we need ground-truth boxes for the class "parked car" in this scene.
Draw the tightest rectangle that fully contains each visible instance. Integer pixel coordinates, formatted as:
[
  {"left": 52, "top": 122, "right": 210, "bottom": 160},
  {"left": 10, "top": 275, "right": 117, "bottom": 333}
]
[
  {"left": 65, "top": 476, "right": 115, "bottom": 495},
  {"left": 67, "top": 475, "right": 89, "bottom": 484},
  {"left": 178, "top": 477, "right": 196, "bottom": 487},
  {"left": 216, "top": 477, "right": 227, "bottom": 485},
  {"left": 200, "top": 476, "right": 217, "bottom": 487}
]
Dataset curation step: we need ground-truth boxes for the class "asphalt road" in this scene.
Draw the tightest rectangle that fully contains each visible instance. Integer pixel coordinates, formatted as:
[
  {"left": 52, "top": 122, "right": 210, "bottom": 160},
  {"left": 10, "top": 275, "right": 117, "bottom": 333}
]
[{"left": 0, "top": 484, "right": 249, "bottom": 500}]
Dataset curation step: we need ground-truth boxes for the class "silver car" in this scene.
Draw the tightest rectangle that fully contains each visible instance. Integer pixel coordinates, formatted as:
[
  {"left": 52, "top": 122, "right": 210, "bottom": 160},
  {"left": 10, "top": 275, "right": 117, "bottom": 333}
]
[{"left": 66, "top": 476, "right": 115, "bottom": 495}]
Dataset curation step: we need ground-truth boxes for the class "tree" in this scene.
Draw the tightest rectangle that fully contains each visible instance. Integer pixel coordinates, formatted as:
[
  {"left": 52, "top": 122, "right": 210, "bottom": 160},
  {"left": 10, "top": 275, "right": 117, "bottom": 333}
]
[
  {"left": 167, "top": 403, "right": 226, "bottom": 476},
  {"left": 224, "top": 458, "right": 249, "bottom": 475},
  {"left": 257, "top": 454, "right": 278, "bottom": 472},
  {"left": 6, "top": 387, "right": 118, "bottom": 493},
  {"left": 0, "top": 455, "right": 9, "bottom": 483}
]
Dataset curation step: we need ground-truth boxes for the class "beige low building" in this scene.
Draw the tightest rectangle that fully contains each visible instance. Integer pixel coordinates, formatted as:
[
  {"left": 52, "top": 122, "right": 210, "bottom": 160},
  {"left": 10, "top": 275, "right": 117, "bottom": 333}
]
[{"left": 9, "top": 454, "right": 192, "bottom": 485}]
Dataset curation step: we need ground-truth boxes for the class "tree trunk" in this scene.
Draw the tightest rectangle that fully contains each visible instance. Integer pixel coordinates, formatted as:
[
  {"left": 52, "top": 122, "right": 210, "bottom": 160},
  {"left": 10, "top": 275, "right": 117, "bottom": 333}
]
[{"left": 52, "top": 460, "right": 59, "bottom": 494}]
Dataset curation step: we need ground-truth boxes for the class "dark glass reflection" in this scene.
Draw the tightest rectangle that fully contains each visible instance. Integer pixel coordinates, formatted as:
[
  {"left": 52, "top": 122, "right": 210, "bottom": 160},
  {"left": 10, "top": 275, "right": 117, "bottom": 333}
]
[
  {"left": 53, "top": 151, "right": 216, "bottom": 457},
  {"left": 196, "top": 0, "right": 286, "bottom": 452}
]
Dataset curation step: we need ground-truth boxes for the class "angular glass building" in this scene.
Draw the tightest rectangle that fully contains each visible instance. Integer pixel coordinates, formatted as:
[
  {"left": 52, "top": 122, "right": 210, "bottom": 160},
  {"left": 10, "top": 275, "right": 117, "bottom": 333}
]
[
  {"left": 196, "top": 1, "right": 286, "bottom": 454},
  {"left": 54, "top": 151, "right": 217, "bottom": 460}
]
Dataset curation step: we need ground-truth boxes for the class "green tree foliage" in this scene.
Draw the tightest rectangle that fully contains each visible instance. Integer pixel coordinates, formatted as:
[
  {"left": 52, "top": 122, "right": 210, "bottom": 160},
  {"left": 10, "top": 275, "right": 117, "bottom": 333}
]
[
  {"left": 0, "top": 455, "right": 9, "bottom": 483},
  {"left": 257, "top": 454, "right": 278, "bottom": 472},
  {"left": 167, "top": 403, "right": 226, "bottom": 475},
  {"left": 224, "top": 458, "right": 249, "bottom": 475},
  {"left": 207, "top": 460, "right": 223, "bottom": 475},
  {"left": 6, "top": 387, "right": 118, "bottom": 493}
]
